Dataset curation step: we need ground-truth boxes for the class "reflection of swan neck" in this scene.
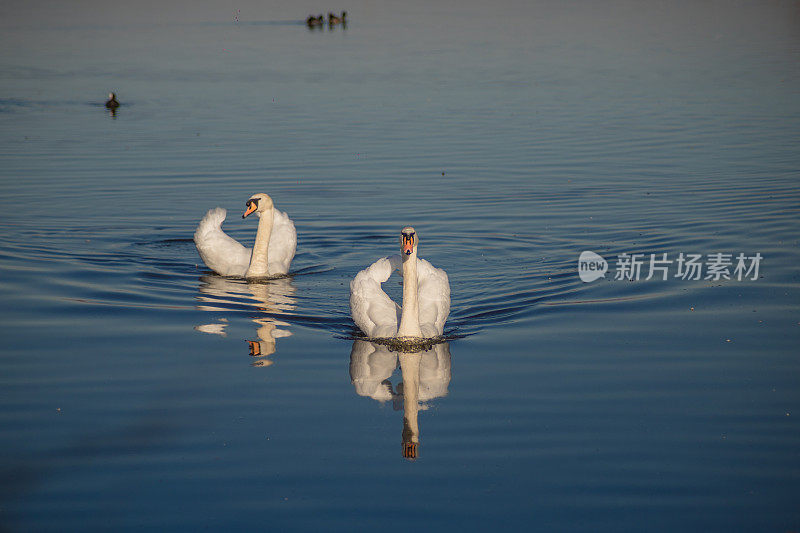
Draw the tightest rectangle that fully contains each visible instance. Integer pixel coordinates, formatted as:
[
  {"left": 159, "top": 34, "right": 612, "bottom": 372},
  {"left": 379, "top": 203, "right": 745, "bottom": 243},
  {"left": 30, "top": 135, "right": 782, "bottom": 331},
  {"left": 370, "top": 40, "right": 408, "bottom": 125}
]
[
  {"left": 253, "top": 320, "right": 277, "bottom": 356},
  {"left": 246, "top": 209, "right": 273, "bottom": 278},
  {"left": 397, "top": 253, "right": 422, "bottom": 337},
  {"left": 400, "top": 353, "right": 421, "bottom": 458}
]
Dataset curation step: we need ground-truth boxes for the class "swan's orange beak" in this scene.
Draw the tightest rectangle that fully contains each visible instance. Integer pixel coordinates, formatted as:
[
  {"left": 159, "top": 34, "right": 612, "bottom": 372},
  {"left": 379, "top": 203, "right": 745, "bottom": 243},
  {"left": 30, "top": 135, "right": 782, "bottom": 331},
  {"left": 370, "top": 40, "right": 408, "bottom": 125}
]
[
  {"left": 402, "top": 235, "right": 414, "bottom": 255},
  {"left": 242, "top": 201, "right": 258, "bottom": 218}
]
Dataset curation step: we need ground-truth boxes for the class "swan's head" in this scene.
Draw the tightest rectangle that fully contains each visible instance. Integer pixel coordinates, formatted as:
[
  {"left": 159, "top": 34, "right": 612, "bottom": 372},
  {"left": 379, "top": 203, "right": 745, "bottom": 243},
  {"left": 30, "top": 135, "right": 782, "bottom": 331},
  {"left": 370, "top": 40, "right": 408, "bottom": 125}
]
[
  {"left": 400, "top": 227, "right": 417, "bottom": 256},
  {"left": 242, "top": 193, "right": 274, "bottom": 219}
]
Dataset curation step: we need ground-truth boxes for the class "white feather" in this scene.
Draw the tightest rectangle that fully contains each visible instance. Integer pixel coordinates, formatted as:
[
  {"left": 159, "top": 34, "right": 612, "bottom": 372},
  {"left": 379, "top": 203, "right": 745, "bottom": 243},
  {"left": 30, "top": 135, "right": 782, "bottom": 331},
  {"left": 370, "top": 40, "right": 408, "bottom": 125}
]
[
  {"left": 265, "top": 207, "right": 296, "bottom": 275},
  {"left": 416, "top": 257, "right": 450, "bottom": 337},
  {"left": 194, "top": 207, "right": 251, "bottom": 277}
]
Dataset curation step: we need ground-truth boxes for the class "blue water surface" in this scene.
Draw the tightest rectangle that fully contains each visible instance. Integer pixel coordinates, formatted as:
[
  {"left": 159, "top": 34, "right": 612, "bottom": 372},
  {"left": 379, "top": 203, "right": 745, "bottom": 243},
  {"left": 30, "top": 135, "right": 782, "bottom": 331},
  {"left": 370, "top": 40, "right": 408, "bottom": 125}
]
[{"left": 1, "top": 1, "right": 799, "bottom": 530}]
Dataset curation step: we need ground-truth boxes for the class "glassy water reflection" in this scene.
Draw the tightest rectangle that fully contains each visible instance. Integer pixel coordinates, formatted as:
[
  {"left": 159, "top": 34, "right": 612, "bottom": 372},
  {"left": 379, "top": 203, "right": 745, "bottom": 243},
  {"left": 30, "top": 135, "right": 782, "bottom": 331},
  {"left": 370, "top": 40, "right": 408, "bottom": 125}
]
[
  {"left": 195, "top": 272, "right": 456, "bottom": 458},
  {"left": 350, "top": 340, "right": 451, "bottom": 460},
  {"left": 195, "top": 275, "right": 296, "bottom": 366}
]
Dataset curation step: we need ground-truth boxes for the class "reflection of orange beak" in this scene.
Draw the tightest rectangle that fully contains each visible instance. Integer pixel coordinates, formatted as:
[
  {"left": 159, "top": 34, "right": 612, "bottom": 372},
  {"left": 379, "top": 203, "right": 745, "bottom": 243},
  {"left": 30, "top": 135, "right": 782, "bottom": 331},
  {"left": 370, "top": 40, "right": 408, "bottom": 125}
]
[
  {"left": 248, "top": 340, "right": 262, "bottom": 356},
  {"left": 402, "top": 237, "right": 414, "bottom": 255},
  {"left": 242, "top": 202, "right": 258, "bottom": 218}
]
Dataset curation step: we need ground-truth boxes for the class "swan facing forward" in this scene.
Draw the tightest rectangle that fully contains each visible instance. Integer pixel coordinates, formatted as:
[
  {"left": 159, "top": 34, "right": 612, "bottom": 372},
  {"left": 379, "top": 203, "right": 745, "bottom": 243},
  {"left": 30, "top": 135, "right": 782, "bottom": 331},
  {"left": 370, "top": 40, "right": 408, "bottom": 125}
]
[
  {"left": 194, "top": 193, "right": 296, "bottom": 278},
  {"left": 350, "top": 227, "right": 450, "bottom": 340}
]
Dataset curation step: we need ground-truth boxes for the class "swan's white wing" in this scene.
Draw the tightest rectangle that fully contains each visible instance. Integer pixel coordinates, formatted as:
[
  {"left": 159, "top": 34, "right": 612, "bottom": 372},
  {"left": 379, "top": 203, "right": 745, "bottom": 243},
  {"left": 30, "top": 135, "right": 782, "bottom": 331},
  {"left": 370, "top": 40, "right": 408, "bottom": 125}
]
[
  {"left": 350, "top": 255, "right": 402, "bottom": 338},
  {"left": 267, "top": 208, "right": 297, "bottom": 275},
  {"left": 416, "top": 257, "right": 450, "bottom": 336},
  {"left": 194, "top": 207, "right": 251, "bottom": 277}
]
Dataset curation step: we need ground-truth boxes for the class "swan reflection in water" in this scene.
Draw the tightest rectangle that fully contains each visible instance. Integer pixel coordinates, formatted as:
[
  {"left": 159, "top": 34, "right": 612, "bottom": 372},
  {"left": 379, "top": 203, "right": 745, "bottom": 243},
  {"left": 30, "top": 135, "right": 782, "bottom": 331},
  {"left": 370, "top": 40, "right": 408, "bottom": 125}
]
[
  {"left": 350, "top": 340, "right": 451, "bottom": 460},
  {"left": 194, "top": 275, "right": 296, "bottom": 366}
]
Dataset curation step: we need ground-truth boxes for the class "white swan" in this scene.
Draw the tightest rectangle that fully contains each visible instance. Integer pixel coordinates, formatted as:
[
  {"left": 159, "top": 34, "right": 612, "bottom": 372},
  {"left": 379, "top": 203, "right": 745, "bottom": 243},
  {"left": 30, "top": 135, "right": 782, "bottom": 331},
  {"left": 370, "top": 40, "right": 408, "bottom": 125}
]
[
  {"left": 350, "top": 227, "right": 450, "bottom": 339},
  {"left": 194, "top": 193, "right": 296, "bottom": 278}
]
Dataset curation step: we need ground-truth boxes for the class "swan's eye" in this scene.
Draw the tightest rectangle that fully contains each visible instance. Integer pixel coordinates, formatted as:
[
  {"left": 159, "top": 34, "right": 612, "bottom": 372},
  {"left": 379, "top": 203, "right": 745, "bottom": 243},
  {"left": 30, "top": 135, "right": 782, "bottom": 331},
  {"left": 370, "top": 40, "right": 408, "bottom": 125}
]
[{"left": 246, "top": 198, "right": 259, "bottom": 208}]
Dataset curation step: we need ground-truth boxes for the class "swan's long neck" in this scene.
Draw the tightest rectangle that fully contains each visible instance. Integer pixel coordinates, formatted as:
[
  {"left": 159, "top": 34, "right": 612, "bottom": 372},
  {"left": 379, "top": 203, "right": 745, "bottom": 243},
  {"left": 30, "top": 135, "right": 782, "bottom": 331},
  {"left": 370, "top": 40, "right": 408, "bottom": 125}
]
[
  {"left": 246, "top": 209, "right": 273, "bottom": 278},
  {"left": 397, "top": 252, "right": 422, "bottom": 338}
]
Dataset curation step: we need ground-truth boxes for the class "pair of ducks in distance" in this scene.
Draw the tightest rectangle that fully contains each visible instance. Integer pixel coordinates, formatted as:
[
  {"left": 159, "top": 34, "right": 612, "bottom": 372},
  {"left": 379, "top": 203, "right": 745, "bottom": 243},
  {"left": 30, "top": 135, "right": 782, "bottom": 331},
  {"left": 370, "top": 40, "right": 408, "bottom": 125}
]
[
  {"left": 306, "top": 11, "right": 347, "bottom": 27},
  {"left": 194, "top": 193, "right": 450, "bottom": 341}
]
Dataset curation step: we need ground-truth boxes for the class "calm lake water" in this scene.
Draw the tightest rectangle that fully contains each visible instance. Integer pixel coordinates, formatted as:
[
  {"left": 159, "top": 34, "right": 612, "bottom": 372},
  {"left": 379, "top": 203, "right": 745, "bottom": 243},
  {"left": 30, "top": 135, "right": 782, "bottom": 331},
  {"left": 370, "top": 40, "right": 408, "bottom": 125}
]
[{"left": 1, "top": 0, "right": 799, "bottom": 530}]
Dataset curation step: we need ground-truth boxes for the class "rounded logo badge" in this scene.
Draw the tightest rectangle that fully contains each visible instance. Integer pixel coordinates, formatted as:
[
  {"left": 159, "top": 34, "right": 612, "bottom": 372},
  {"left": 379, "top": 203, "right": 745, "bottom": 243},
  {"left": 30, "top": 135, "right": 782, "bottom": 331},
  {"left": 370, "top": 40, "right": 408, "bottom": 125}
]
[{"left": 578, "top": 251, "right": 608, "bottom": 282}]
